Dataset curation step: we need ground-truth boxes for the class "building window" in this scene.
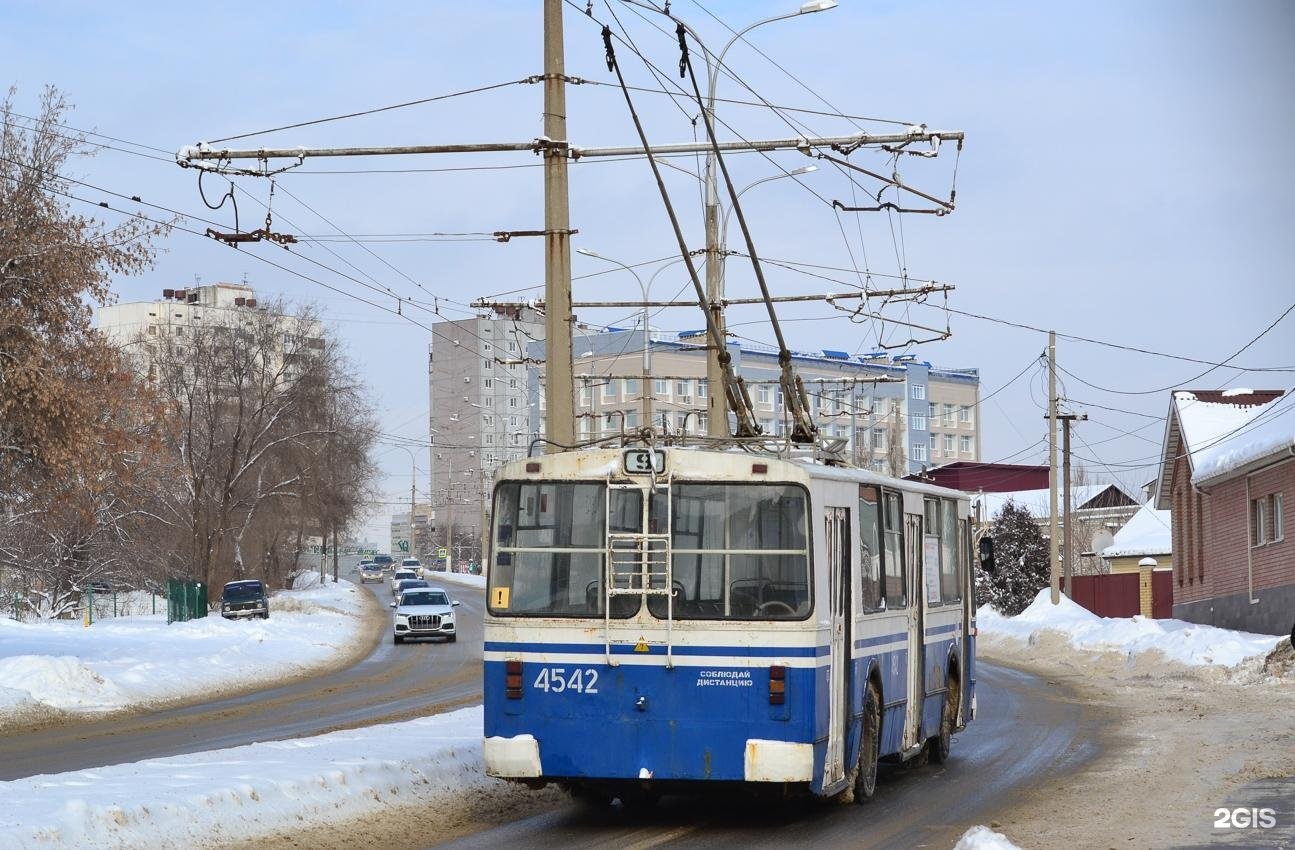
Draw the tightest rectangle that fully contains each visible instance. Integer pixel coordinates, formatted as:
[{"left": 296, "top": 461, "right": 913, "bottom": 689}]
[
  {"left": 579, "top": 385, "right": 590, "bottom": 406},
  {"left": 483, "top": 342, "right": 492, "bottom": 352},
  {"left": 484, "top": 397, "right": 494, "bottom": 407},
  {"left": 1253, "top": 494, "right": 1284, "bottom": 545},
  {"left": 943, "top": 403, "right": 955, "bottom": 426},
  {"left": 624, "top": 378, "right": 638, "bottom": 396},
  {"left": 945, "top": 434, "right": 956, "bottom": 454},
  {"left": 960, "top": 435, "right": 973, "bottom": 454},
  {"left": 912, "top": 442, "right": 928, "bottom": 462},
  {"left": 483, "top": 358, "right": 492, "bottom": 370},
  {"left": 507, "top": 341, "right": 517, "bottom": 353},
  {"left": 758, "top": 386, "right": 771, "bottom": 405},
  {"left": 484, "top": 378, "right": 493, "bottom": 389},
  {"left": 602, "top": 381, "right": 615, "bottom": 400},
  {"left": 959, "top": 405, "right": 972, "bottom": 425},
  {"left": 697, "top": 380, "right": 707, "bottom": 398},
  {"left": 930, "top": 434, "right": 939, "bottom": 457},
  {"left": 676, "top": 380, "right": 691, "bottom": 397},
  {"left": 872, "top": 428, "right": 887, "bottom": 451},
  {"left": 912, "top": 384, "right": 926, "bottom": 400},
  {"left": 626, "top": 410, "right": 639, "bottom": 428},
  {"left": 483, "top": 415, "right": 493, "bottom": 426},
  {"left": 509, "top": 378, "right": 518, "bottom": 389},
  {"left": 509, "top": 397, "right": 518, "bottom": 408},
  {"left": 655, "top": 379, "right": 668, "bottom": 396},
  {"left": 485, "top": 434, "right": 494, "bottom": 445},
  {"left": 929, "top": 402, "right": 937, "bottom": 418},
  {"left": 1252, "top": 497, "right": 1267, "bottom": 546},
  {"left": 698, "top": 412, "right": 708, "bottom": 432},
  {"left": 912, "top": 414, "right": 926, "bottom": 431}
]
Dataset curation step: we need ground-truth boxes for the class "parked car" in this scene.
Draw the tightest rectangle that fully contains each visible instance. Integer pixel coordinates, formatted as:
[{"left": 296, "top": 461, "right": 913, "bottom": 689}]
[
  {"left": 359, "top": 563, "right": 383, "bottom": 583},
  {"left": 393, "top": 578, "right": 429, "bottom": 598},
  {"left": 389, "top": 569, "right": 419, "bottom": 595},
  {"left": 221, "top": 580, "right": 269, "bottom": 619},
  {"left": 391, "top": 587, "right": 459, "bottom": 644},
  {"left": 373, "top": 553, "right": 395, "bottom": 571}
]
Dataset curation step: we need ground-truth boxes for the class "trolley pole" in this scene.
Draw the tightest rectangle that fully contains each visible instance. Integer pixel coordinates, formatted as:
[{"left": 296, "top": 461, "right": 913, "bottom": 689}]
[{"left": 1047, "top": 331, "right": 1060, "bottom": 605}]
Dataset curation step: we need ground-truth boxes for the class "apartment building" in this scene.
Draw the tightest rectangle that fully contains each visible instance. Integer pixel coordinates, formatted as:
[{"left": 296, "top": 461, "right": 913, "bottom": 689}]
[
  {"left": 96, "top": 282, "right": 324, "bottom": 366},
  {"left": 528, "top": 329, "right": 981, "bottom": 476},
  {"left": 428, "top": 306, "right": 544, "bottom": 553}
]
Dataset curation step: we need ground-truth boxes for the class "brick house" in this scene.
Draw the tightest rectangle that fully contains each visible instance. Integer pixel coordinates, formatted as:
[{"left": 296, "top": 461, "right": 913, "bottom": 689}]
[{"left": 1154, "top": 389, "right": 1294, "bottom": 635}]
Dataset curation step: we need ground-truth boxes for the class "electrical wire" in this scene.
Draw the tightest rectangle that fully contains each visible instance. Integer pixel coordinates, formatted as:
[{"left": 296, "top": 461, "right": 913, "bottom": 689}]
[{"left": 203, "top": 79, "right": 537, "bottom": 145}]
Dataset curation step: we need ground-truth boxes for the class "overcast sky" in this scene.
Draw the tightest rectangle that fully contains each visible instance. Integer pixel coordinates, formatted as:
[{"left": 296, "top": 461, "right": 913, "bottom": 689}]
[{"left": 6, "top": 1, "right": 1293, "bottom": 546}]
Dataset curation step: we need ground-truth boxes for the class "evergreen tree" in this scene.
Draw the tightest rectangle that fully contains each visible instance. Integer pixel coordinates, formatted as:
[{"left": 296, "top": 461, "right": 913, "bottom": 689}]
[{"left": 976, "top": 500, "right": 1050, "bottom": 615}]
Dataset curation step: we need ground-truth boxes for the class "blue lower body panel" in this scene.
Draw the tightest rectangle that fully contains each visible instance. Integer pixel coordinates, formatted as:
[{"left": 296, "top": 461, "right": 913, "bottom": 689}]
[{"left": 485, "top": 660, "right": 816, "bottom": 782}]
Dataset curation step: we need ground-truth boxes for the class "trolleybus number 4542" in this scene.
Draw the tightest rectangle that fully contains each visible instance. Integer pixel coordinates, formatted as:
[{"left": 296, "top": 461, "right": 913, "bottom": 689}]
[{"left": 532, "top": 667, "right": 600, "bottom": 694}]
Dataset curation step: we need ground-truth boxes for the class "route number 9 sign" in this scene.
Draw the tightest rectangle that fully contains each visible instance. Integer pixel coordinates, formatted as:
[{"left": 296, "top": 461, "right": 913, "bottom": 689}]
[{"left": 624, "top": 449, "right": 666, "bottom": 475}]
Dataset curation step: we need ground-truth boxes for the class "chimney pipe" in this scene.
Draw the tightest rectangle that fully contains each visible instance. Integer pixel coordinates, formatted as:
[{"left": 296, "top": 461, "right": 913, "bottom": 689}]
[{"left": 163, "top": 288, "right": 175, "bottom": 299}]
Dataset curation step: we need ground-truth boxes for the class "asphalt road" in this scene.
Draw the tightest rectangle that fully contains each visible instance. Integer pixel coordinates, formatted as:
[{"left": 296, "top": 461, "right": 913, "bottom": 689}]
[
  {"left": 436, "top": 662, "right": 1106, "bottom": 850},
  {"left": 0, "top": 561, "right": 486, "bottom": 781}
]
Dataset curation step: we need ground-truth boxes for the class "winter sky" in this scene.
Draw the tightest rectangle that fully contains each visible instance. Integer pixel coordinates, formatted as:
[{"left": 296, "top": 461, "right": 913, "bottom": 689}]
[{"left": 4, "top": 1, "right": 1293, "bottom": 544}]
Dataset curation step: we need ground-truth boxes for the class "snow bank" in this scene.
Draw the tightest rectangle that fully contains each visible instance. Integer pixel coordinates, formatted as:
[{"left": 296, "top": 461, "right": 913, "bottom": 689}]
[
  {"left": 0, "top": 576, "right": 368, "bottom": 728},
  {"left": 0, "top": 706, "right": 489, "bottom": 850},
  {"left": 429, "top": 571, "right": 486, "bottom": 590},
  {"left": 979, "top": 589, "right": 1281, "bottom": 669},
  {"left": 954, "top": 825, "right": 1024, "bottom": 850}
]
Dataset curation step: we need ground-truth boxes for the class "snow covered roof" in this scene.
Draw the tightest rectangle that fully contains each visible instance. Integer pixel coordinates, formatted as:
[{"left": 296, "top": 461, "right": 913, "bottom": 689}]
[
  {"left": 1154, "top": 390, "right": 1292, "bottom": 504},
  {"left": 972, "top": 482, "right": 1140, "bottom": 521},
  {"left": 1101, "top": 500, "right": 1172, "bottom": 559},
  {"left": 1192, "top": 393, "right": 1295, "bottom": 487}
]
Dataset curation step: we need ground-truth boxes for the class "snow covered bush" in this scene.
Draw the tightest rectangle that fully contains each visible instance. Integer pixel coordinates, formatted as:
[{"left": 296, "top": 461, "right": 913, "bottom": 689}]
[{"left": 976, "top": 500, "right": 1049, "bottom": 616}]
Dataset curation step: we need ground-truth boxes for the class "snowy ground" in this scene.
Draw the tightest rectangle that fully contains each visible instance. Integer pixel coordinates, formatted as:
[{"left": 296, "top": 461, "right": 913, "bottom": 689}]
[
  {"left": 0, "top": 573, "right": 371, "bottom": 729},
  {"left": 0, "top": 706, "right": 493, "bottom": 849},
  {"left": 426, "top": 571, "right": 486, "bottom": 590},
  {"left": 978, "top": 588, "right": 1283, "bottom": 672},
  {"left": 978, "top": 590, "right": 1295, "bottom": 849}
]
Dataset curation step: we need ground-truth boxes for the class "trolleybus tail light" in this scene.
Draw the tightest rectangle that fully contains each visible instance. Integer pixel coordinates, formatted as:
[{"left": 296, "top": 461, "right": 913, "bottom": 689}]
[
  {"left": 769, "top": 665, "right": 786, "bottom": 705},
  {"left": 506, "top": 660, "right": 523, "bottom": 699},
  {"left": 752, "top": 463, "right": 768, "bottom": 474},
  {"left": 525, "top": 462, "right": 541, "bottom": 473}
]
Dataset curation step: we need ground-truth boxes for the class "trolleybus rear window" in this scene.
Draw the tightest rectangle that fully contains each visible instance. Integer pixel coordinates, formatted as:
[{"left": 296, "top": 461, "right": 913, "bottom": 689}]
[
  {"left": 489, "top": 482, "right": 639, "bottom": 618},
  {"left": 650, "top": 483, "right": 811, "bottom": 621}
]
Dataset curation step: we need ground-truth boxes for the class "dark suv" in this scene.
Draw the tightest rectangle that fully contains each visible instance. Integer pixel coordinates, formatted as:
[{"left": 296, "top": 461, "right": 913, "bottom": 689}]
[{"left": 221, "top": 580, "right": 269, "bottom": 619}]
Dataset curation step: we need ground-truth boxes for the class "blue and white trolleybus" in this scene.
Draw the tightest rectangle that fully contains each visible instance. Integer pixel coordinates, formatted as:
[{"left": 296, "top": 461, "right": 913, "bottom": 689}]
[{"left": 483, "top": 446, "right": 978, "bottom": 802}]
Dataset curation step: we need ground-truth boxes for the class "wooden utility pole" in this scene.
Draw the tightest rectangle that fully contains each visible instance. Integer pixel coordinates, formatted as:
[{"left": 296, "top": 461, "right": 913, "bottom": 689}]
[
  {"left": 1057, "top": 412, "right": 1088, "bottom": 597},
  {"left": 542, "top": 0, "right": 574, "bottom": 451},
  {"left": 1048, "top": 330, "right": 1060, "bottom": 605}
]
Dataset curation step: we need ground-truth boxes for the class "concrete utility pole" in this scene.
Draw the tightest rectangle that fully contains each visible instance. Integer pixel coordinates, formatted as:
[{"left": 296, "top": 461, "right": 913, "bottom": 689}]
[
  {"left": 177, "top": 5, "right": 961, "bottom": 453},
  {"left": 1047, "top": 331, "right": 1060, "bottom": 605},
  {"left": 542, "top": 0, "right": 574, "bottom": 451}
]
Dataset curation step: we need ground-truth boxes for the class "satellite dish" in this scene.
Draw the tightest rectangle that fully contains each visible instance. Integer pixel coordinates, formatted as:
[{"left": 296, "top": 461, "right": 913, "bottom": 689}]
[{"left": 1091, "top": 529, "right": 1114, "bottom": 554}]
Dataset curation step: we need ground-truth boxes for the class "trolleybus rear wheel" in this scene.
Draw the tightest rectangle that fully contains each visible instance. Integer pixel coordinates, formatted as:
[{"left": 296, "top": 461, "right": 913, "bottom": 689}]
[
  {"left": 854, "top": 682, "right": 881, "bottom": 803},
  {"left": 930, "top": 673, "right": 959, "bottom": 765}
]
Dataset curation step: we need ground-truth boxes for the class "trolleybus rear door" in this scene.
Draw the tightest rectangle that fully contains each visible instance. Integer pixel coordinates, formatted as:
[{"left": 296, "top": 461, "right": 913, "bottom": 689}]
[
  {"left": 824, "top": 506, "right": 851, "bottom": 786},
  {"left": 903, "top": 510, "right": 925, "bottom": 752}
]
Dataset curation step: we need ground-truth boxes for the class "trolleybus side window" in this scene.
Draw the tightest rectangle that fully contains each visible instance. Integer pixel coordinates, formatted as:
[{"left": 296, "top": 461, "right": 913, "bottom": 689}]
[
  {"left": 649, "top": 483, "right": 811, "bottom": 620},
  {"left": 858, "top": 485, "right": 882, "bottom": 612},
  {"left": 923, "top": 496, "right": 963, "bottom": 605},
  {"left": 941, "top": 499, "right": 962, "bottom": 603},
  {"left": 882, "top": 491, "right": 907, "bottom": 609},
  {"left": 489, "top": 482, "right": 638, "bottom": 618}
]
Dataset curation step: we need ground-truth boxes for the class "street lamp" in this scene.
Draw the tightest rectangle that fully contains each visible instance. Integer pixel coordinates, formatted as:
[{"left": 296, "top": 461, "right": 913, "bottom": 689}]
[
  {"left": 623, "top": 0, "right": 837, "bottom": 437},
  {"left": 719, "top": 165, "right": 817, "bottom": 287},
  {"left": 578, "top": 248, "right": 654, "bottom": 431}
]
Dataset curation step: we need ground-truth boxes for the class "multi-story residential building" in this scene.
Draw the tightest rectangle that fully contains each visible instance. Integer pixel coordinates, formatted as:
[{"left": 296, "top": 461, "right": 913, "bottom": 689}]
[
  {"left": 527, "top": 329, "right": 981, "bottom": 476},
  {"left": 428, "top": 306, "right": 544, "bottom": 556},
  {"left": 96, "top": 282, "right": 323, "bottom": 363}
]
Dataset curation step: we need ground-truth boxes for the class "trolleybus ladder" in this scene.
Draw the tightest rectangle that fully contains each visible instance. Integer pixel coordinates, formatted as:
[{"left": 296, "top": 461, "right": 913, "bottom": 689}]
[{"left": 604, "top": 479, "right": 673, "bottom": 667}]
